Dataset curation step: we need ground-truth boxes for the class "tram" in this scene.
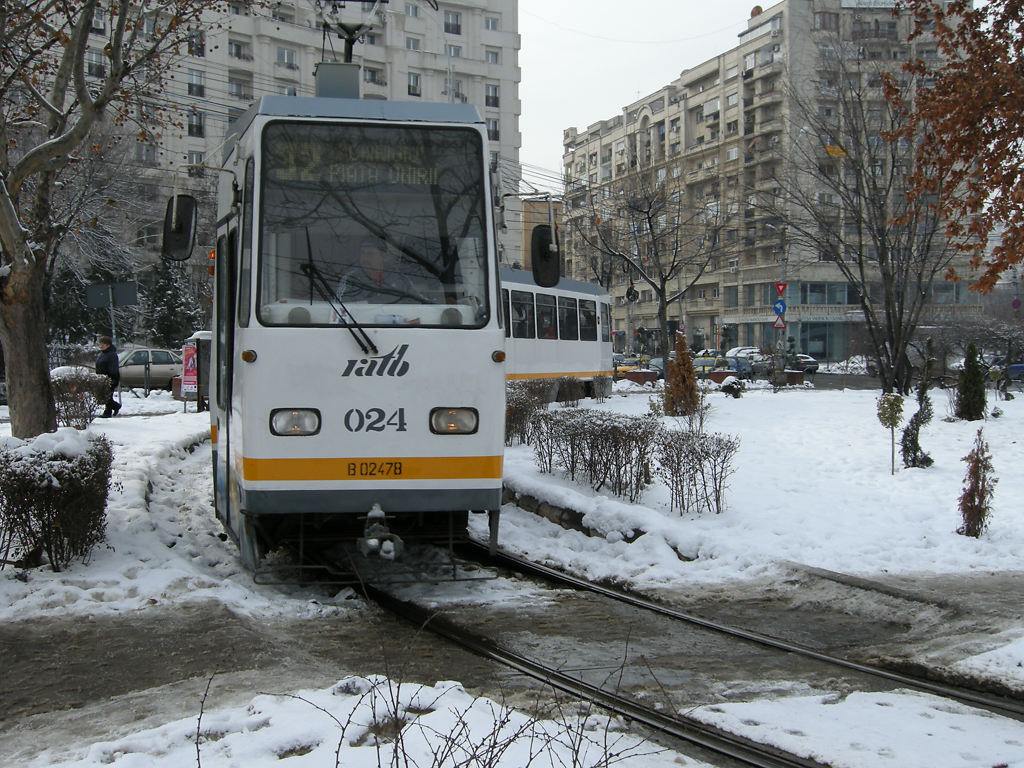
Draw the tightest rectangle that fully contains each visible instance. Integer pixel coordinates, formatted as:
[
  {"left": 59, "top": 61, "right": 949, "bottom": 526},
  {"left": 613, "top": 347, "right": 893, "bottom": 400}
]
[
  {"left": 164, "top": 92, "right": 557, "bottom": 575},
  {"left": 501, "top": 268, "right": 614, "bottom": 398}
]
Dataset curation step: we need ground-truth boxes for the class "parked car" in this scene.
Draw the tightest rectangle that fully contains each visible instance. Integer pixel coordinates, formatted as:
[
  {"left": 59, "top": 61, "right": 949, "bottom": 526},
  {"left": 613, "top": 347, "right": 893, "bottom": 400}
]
[
  {"left": 118, "top": 348, "right": 183, "bottom": 389},
  {"left": 793, "top": 354, "right": 819, "bottom": 374},
  {"left": 647, "top": 357, "right": 666, "bottom": 379},
  {"left": 1005, "top": 362, "right": 1024, "bottom": 381},
  {"left": 724, "top": 355, "right": 754, "bottom": 379},
  {"left": 725, "top": 346, "right": 761, "bottom": 359},
  {"left": 692, "top": 356, "right": 729, "bottom": 376}
]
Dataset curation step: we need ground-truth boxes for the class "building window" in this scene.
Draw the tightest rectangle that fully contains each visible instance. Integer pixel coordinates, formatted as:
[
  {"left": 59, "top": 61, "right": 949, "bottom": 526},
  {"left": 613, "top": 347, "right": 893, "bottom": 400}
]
[
  {"left": 485, "top": 47, "right": 500, "bottom": 64},
  {"left": 406, "top": 36, "right": 420, "bottom": 50},
  {"left": 188, "top": 30, "right": 205, "bottom": 57},
  {"left": 444, "top": 10, "right": 461, "bottom": 34},
  {"left": 228, "top": 77, "right": 252, "bottom": 99},
  {"left": 485, "top": 16, "right": 500, "bottom": 31},
  {"left": 135, "top": 142, "right": 157, "bottom": 166},
  {"left": 365, "top": 33, "right": 379, "bottom": 45},
  {"left": 228, "top": 39, "right": 251, "bottom": 60},
  {"left": 487, "top": 118, "right": 500, "bottom": 141},
  {"left": 445, "top": 44, "right": 462, "bottom": 58},
  {"left": 814, "top": 12, "right": 839, "bottom": 31},
  {"left": 363, "top": 67, "right": 385, "bottom": 85},
  {"left": 187, "top": 110, "right": 205, "bottom": 138},
  {"left": 726, "top": 92, "right": 738, "bottom": 107},
  {"left": 187, "top": 151, "right": 205, "bottom": 177},
  {"left": 86, "top": 50, "right": 105, "bottom": 78},
  {"left": 408, "top": 72, "right": 421, "bottom": 96},
  {"left": 276, "top": 46, "right": 297, "bottom": 69},
  {"left": 90, "top": 8, "right": 106, "bottom": 34},
  {"left": 444, "top": 77, "right": 464, "bottom": 100},
  {"left": 272, "top": 6, "right": 294, "bottom": 23},
  {"left": 726, "top": 146, "right": 739, "bottom": 162},
  {"left": 405, "top": 2, "right": 418, "bottom": 16},
  {"left": 187, "top": 69, "right": 205, "bottom": 97},
  {"left": 485, "top": 83, "right": 499, "bottom": 108},
  {"left": 277, "top": 83, "right": 296, "bottom": 96}
]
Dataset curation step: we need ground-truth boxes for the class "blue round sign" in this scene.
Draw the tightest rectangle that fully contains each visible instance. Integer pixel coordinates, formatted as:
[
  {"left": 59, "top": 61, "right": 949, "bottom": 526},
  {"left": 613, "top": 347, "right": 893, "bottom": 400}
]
[{"left": 774, "top": 299, "right": 787, "bottom": 316}]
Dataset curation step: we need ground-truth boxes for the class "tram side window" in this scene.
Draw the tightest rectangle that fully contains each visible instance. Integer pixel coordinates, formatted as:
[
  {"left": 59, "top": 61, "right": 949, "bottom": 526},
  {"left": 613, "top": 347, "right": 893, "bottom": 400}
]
[
  {"left": 501, "top": 289, "right": 511, "bottom": 338},
  {"left": 600, "top": 302, "right": 611, "bottom": 342},
  {"left": 579, "top": 299, "right": 597, "bottom": 341},
  {"left": 558, "top": 296, "right": 579, "bottom": 341},
  {"left": 510, "top": 290, "right": 535, "bottom": 339},
  {"left": 536, "top": 293, "right": 557, "bottom": 339},
  {"left": 237, "top": 158, "right": 254, "bottom": 327}
]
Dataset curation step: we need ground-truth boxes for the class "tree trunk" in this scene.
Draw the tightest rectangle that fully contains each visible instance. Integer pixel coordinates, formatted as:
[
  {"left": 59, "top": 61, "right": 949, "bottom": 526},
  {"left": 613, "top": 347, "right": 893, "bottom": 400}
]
[{"left": 0, "top": 267, "right": 57, "bottom": 438}]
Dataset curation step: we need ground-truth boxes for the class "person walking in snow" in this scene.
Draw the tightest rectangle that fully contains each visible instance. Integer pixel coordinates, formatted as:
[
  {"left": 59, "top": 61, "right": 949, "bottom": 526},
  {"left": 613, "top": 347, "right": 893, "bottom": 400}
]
[{"left": 95, "top": 335, "right": 121, "bottom": 417}]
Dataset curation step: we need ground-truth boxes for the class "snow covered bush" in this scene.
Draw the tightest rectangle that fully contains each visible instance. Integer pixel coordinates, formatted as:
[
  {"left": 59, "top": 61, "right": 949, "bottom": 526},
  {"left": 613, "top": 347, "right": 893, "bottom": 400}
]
[
  {"left": 50, "top": 369, "right": 111, "bottom": 428},
  {"left": 958, "top": 428, "right": 996, "bottom": 539},
  {"left": 505, "top": 381, "right": 550, "bottom": 446},
  {"left": 531, "top": 410, "right": 661, "bottom": 502},
  {"left": 657, "top": 429, "right": 740, "bottom": 515},
  {"left": 555, "top": 376, "right": 585, "bottom": 407},
  {"left": 0, "top": 429, "right": 113, "bottom": 571}
]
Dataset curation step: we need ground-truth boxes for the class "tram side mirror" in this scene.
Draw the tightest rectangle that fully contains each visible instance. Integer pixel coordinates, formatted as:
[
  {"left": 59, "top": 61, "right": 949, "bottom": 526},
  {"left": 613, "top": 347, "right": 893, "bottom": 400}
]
[
  {"left": 531, "top": 225, "right": 560, "bottom": 288},
  {"left": 162, "top": 194, "right": 198, "bottom": 262}
]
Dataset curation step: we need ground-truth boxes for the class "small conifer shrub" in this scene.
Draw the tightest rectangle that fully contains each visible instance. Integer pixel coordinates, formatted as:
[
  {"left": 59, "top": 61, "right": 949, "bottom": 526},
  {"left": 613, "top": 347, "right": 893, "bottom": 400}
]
[
  {"left": 954, "top": 341, "right": 987, "bottom": 421},
  {"left": 957, "top": 428, "right": 996, "bottom": 538}
]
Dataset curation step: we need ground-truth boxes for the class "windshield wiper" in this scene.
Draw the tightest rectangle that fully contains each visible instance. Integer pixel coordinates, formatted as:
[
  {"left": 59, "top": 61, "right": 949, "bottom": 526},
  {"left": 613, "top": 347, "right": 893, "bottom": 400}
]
[{"left": 302, "top": 229, "right": 378, "bottom": 355}]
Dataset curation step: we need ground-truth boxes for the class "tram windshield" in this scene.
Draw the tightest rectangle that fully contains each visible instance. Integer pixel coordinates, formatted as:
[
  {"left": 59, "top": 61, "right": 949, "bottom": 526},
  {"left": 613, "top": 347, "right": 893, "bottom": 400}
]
[{"left": 257, "top": 121, "right": 490, "bottom": 328}]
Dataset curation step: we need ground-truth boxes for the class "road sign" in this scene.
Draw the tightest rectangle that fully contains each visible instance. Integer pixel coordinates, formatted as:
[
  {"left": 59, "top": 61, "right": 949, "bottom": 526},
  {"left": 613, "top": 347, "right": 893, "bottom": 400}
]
[
  {"left": 773, "top": 299, "right": 787, "bottom": 316},
  {"left": 773, "top": 316, "right": 787, "bottom": 329},
  {"left": 775, "top": 281, "right": 787, "bottom": 296},
  {"left": 86, "top": 282, "right": 138, "bottom": 308}
]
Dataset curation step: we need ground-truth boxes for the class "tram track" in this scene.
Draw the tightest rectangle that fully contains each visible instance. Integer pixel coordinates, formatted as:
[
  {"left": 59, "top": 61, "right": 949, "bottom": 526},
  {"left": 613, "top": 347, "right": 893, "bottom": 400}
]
[
  {"left": 363, "top": 582, "right": 831, "bottom": 768},
  {"left": 344, "top": 538, "right": 1024, "bottom": 767},
  {"left": 462, "top": 541, "right": 1024, "bottom": 721}
]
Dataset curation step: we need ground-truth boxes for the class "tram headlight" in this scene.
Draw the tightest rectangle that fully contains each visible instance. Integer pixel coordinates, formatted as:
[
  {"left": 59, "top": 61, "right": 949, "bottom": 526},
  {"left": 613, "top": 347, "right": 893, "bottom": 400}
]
[
  {"left": 270, "top": 408, "right": 321, "bottom": 436},
  {"left": 429, "top": 407, "right": 478, "bottom": 435}
]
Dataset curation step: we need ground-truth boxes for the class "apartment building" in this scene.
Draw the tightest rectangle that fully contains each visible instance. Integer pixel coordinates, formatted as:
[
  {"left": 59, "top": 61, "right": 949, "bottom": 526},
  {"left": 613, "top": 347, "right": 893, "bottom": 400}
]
[
  {"left": 93, "top": 0, "right": 521, "bottom": 269},
  {"left": 561, "top": 0, "right": 979, "bottom": 361}
]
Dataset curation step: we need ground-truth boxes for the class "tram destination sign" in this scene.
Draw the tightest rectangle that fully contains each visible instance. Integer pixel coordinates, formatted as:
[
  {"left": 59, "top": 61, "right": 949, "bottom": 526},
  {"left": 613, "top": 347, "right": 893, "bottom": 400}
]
[{"left": 269, "top": 142, "right": 440, "bottom": 186}]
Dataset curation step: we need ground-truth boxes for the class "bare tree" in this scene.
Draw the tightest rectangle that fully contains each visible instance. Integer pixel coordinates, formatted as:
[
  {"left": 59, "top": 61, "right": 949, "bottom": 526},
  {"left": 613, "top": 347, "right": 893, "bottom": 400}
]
[
  {"left": 762, "top": 33, "right": 964, "bottom": 393},
  {"left": 0, "top": 1, "right": 248, "bottom": 438},
  {"left": 568, "top": 157, "right": 724, "bottom": 357}
]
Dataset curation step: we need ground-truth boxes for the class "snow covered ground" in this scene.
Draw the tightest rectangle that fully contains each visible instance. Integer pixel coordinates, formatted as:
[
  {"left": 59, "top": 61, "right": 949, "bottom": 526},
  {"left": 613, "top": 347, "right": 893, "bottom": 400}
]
[{"left": 2, "top": 383, "right": 1024, "bottom": 767}]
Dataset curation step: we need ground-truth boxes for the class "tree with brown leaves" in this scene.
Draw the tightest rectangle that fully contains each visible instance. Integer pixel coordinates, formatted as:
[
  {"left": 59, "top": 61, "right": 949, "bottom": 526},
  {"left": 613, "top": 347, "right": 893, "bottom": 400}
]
[
  {"left": 892, "top": 0, "right": 1024, "bottom": 293},
  {"left": 664, "top": 331, "right": 698, "bottom": 417},
  {"left": 0, "top": 1, "right": 252, "bottom": 438}
]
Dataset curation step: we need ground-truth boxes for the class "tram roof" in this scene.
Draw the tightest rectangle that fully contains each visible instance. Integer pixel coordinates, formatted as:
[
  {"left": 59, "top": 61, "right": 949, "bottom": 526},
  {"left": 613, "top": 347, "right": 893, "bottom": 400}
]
[
  {"left": 500, "top": 267, "right": 609, "bottom": 298},
  {"left": 227, "top": 96, "right": 483, "bottom": 151}
]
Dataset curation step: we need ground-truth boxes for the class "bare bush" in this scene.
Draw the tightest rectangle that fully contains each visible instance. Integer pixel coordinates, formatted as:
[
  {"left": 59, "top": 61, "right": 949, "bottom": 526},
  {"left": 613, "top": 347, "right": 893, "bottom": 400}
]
[
  {"left": 0, "top": 431, "right": 113, "bottom": 571},
  {"left": 657, "top": 430, "right": 740, "bottom": 515},
  {"left": 51, "top": 371, "right": 111, "bottom": 429},
  {"left": 531, "top": 410, "right": 661, "bottom": 503},
  {"left": 506, "top": 381, "right": 550, "bottom": 446},
  {"left": 556, "top": 376, "right": 585, "bottom": 407}
]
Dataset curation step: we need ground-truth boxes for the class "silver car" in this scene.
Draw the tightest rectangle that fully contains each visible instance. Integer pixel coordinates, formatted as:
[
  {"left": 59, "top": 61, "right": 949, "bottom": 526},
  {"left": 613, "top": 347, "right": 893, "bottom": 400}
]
[{"left": 118, "top": 348, "right": 182, "bottom": 389}]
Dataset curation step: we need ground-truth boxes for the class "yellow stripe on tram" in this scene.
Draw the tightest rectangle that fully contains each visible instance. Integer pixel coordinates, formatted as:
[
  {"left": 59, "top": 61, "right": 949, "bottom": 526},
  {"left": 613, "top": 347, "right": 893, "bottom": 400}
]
[
  {"left": 240, "top": 455, "right": 503, "bottom": 482},
  {"left": 505, "top": 371, "right": 613, "bottom": 381}
]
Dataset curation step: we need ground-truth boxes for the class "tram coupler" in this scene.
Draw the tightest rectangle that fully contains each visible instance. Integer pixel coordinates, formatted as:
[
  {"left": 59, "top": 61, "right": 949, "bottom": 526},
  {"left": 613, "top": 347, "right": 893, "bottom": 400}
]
[{"left": 357, "top": 504, "right": 404, "bottom": 561}]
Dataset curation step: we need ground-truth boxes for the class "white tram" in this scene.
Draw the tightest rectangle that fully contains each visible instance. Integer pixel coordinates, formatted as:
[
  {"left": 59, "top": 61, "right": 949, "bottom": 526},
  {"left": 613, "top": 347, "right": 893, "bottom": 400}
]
[
  {"left": 501, "top": 268, "right": 614, "bottom": 398},
  {"left": 165, "top": 95, "right": 556, "bottom": 575}
]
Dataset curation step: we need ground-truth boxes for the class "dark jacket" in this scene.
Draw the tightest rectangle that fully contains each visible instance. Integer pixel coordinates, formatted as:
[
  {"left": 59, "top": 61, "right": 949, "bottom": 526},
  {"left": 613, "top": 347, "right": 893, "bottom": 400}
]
[{"left": 96, "top": 345, "right": 120, "bottom": 386}]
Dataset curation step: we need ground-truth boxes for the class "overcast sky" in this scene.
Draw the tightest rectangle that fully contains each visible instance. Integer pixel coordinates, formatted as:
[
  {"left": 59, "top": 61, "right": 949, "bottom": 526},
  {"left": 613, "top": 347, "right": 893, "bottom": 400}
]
[{"left": 517, "top": 0, "right": 778, "bottom": 188}]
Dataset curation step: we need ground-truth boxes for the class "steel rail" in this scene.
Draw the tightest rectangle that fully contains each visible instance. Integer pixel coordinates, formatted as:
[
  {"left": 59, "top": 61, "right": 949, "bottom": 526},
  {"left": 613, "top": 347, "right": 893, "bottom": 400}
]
[
  {"left": 364, "top": 583, "right": 831, "bottom": 768},
  {"left": 465, "top": 542, "right": 1024, "bottom": 719}
]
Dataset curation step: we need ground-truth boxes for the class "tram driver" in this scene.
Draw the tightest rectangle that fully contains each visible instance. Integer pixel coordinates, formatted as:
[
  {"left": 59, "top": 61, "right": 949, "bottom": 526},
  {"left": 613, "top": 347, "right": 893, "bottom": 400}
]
[{"left": 337, "top": 235, "right": 428, "bottom": 304}]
